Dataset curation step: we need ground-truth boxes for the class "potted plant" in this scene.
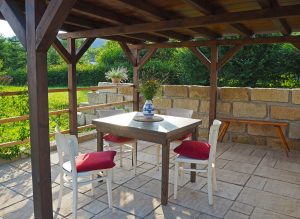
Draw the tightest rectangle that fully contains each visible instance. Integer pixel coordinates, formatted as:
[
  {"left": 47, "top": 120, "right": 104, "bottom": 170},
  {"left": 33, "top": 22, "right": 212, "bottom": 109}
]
[
  {"left": 105, "top": 67, "right": 128, "bottom": 84},
  {"left": 140, "top": 79, "right": 161, "bottom": 119}
]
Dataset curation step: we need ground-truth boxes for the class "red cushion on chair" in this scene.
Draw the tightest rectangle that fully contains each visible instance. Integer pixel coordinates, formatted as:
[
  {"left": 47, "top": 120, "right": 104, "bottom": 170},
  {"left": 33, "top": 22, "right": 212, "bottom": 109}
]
[
  {"left": 177, "top": 133, "right": 192, "bottom": 141},
  {"left": 103, "top": 133, "right": 133, "bottom": 143},
  {"left": 174, "top": 140, "right": 210, "bottom": 160},
  {"left": 76, "top": 151, "right": 116, "bottom": 172}
]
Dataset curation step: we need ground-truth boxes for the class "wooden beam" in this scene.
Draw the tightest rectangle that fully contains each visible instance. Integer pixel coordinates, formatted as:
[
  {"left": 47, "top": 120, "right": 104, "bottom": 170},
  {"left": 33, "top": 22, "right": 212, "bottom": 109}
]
[
  {"left": 25, "top": 0, "right": 53, "bottom": 218},
  {"left": 182, "top": 0, "right": 214, "bottom": 15},
  {"left": 209, "top": 43, "right": 218, "bottom": 126},
  {"left": 190, "top": 47, "right": 211, "bottom": 70},
  {"left": 126, "top": 33, "right": 168, "bottom": 43},
  {"left": 52, "top": 38, "right": 71, "bottom": 64},
  {"left": 68, "top": 38, "right": 78, "bottom": 136},
  {"left": 59, "top": 5, "right": 300, "bottom": 39},
  {"left": 119, "top": 42, "right": 136, "bottom": 66},
  {"left": 292, "top": 42, "right": 300, "bottom": 51},
  {"left": 132, "top": 49, "right": 140, "bottom": 111},
  {"left": 217, "top": 44, "right": 244, "bottom": 70},
  {"left": 76, "top": 38, "right": 95, "bottom": 62},
  {"left": 0, "top": 0, "right": 26, "bottom": 48},
  {"left": 36, "top": 0, "right": 76, "bottom": 52},
  {"left": 129, "top": 35, "right": 300, "bottom": 49},
  {"left": 190, "top": 27, "right": 222, "bottom": 39},
  {"left": 138, "top": 48, "right": 157, "bottom": 69}
]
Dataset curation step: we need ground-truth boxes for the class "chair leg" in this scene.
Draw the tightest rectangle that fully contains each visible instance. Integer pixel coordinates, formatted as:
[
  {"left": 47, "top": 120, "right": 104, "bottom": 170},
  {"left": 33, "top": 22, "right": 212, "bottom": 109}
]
[
  {"left": 212, "top": 164, "right": 218, "bottom": 192},
  {"left": 106, "top": 169, "right": 113, "bottom": 208},
  {"left": 156, "top": 144, "right": 160, "bottom": 171},
  {"left": 178, "top": 162, "right": 184, "bottom": 185},
  {"left": 91, "top": 174, "right": 95, "bottom": 196},
  {"left": 174, "top": 161, "right": 179, "bottom": 199},
  {"left": 119, "top": 145, "right": 123, "bottom": 167},
  {"left": 72, "top": 180, "right": 78, "bottom": 219},
  {"left": 207, "top": 168, "right": 213, "bottom": 205},
  {"left": 133, "top": 142, "right": 137, "bottom": 175},
  {"left": 57, "top": 172, "right": 64, "bottom": 210}
]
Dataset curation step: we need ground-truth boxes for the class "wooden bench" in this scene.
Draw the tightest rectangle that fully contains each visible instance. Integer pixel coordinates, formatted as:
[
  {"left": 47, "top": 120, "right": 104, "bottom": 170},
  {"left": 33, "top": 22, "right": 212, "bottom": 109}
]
[{"left": 218, "top": 118, "right": 290, "bottom": 156}]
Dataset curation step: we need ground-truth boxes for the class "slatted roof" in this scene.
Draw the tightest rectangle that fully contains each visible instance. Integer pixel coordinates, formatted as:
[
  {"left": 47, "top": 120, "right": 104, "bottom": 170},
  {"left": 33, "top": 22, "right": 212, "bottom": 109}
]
[{"left": 2, "top": 0, "right": 300, "bottom": 44}]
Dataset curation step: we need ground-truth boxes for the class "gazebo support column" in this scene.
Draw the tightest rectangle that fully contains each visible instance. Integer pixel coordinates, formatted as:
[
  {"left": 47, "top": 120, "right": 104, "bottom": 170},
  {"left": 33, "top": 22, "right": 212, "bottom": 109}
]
[{"left": 209, "top": 43, "right": 218, "bottom": 126}]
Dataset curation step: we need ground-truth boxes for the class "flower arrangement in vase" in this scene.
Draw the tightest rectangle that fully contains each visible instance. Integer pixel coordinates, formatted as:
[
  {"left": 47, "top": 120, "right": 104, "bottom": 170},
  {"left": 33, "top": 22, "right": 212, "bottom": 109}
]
[{"left": 105, "top": 67, "right": 128, "bottom": 84}]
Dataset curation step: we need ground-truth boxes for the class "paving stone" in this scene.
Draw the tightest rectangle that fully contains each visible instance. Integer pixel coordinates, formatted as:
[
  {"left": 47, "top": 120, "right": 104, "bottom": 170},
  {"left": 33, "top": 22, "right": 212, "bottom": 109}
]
[
  {"left": 237, "top": 187, "right": 300, "bottom": 218},
  {"left": 258, "top": 156, "right": 277, "bottom": 168},
  {"left": 231, "top": 202, "right": 253, "bottom": 215},
  {"left": 137, "top": 179, "right": 174, "bottom": 199},
  {"left": 123, "top": 175, "right": 152, "bottom": 190},
  {"left": 0, "top": 185, "right": 26, "bottom": 210},
  {"left": 93, "top": 208, "right": 136, "bottom": 219},
  {"left": 0, "top": 164, "right": 28, "bottom": 183},
  {"left": 223, "top": 161, "right": 257, "bottom": 174},
  {"left": 98, "top": 186, "right": 160, "bottom": 218},
  {"left": 264, "top": 179, "right": 300, "bottom": 200},
  {"left": 145, "top": 203, "right": 201, "bottom": 219},
  {"left": 83, "top": 199, "right": 108, "bottom": 215},
  {"left": 201, "top": 181, "right": 243, "bottom": 200},
  {"left": 274, "top": 159, "right": 300, "bottom": 174},
  {"left": 183, "top": 176, "right": 207, "bottom": 191},
  {"left": 143, "top": 167, "right": 189, "bottom": 185},
  {"left": 245, "top": 176, "right": 267, "bottom": 190},
  {"left": 254, "top": 166, "right": 300, "bottom": 185},
  {"left": 0, "top": 199, "right": 34, "bottom": 219},
  {"left": 9, "top": 158, "right": 32, "bottom": 173},
  {"left": 198, "top": 214, "right": 219, "bottom": 219},
  {"left": 250, "top": 208, "right": 296, "bottom": 219},
  {"left": 215, "top": 158, "right": 229, "bottom": 169},
  {"left": 75, "top": 209, "right": 94, "bottom": 219},
  {"left": 213, "top": 168, "right": 250, "bottom": 186},
  {"left": 224, "top": 210, "right": 249, "bottom": 219}
]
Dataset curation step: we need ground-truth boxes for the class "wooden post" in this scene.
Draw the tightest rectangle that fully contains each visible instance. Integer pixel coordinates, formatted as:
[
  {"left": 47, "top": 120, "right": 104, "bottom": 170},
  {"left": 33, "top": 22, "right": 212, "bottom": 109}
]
[
  {"left": 132, "top": 49, "right": 140, "bottom": 111},
  {"left": 209, "top": 42, "right": 218, "bottom": 126},
  {"left": 26, "top": 0, "right": 53, "bottom": 218},
  {"left": 67, "top": 38, "right": 78, "bottom": 136}
]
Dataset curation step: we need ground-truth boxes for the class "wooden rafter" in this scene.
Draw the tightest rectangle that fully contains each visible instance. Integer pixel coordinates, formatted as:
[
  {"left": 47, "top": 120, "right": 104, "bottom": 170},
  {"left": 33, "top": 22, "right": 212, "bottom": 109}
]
[
  {"left": 59, "top": 5, "right": 300, "bottom": 39},
  {"left": 182, "top": 0, "right": 253, "bottom": 37},
  {"left": 189, "top": 47, "right": 211, "bottom": 70},
  {"left": 217, "top": 44, "right": 244, "bottom": 70},
  {"left": 190, "top": 27, "right": 222, "bottom": 39},
  {"left": 118, "top": 42, "right": 136, "bottom": 66},
  {"left": 138, "top": 48, "right": 157, "bottom": 69},
  {"left": 257, "top": 0, "right": 291, "bottom": 35},
  {"left": 0, "top": 0, "right": 26, "bottom": 48},
  {"left": 52, "top": 38, "right": 71, "bottom": 64},
  {"left": 76, "top": 38, "right": 95, "bottom": 62},
  {"left": 36, "top": 0, "right": 76, "bottom": 51}
]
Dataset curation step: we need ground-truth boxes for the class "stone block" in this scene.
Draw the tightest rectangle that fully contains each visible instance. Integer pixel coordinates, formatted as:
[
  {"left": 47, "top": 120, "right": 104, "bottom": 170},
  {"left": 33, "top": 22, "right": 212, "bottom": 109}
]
[
  {"left": 188, "top": 86, "right": 210, "bottom": 99},
  {"left": 231, "top": 133, "right": 250, "bottom": 144},
  {"left": 251, "top": 88, "right": 289, "bottom": 102},
  {"left": 199, "top": 116, "right": 209, "bottom": 129},
  {"left": 199, "top": 100, "right": 210, "bottom": 113},
  {"left": 124, "top": 95, "right": 133, "bottom": 101},
  {"left": 266, "top": 137, "right": 282, "bottom": 149},
  {"left": 198, "top": 128, "right": 209, "bottom": 139},
  {"left": 220, "top": 87, "right": 249, "bottom": 101},
  {"left": 271, "top": 106, "right": 300, "bottom": 120},
  {"left": 173, "top": 99, "right": 199, "bottom": 111},
  {"left": 233, "top": 102, "right": 267, "bottom": 118},
  {"left": 248, "top": 124, "right": 277, "bottom": 137},
  {"left": 87, "top": 92, "right": 106, "bottom": 105},
  {"left": 77, "top": 112, "right": 85, "bottom": 126},
  {"left": 118, "top": 86, "right": 133, "bottom": 95},
  {"left": 97, "top": 82, "right": 117, "bottom": 93},
  {"left": 228, "top": 122, "right": 246, "bottom": 133},
  {"left": 164, "top": 85, "right": 188, "bottom": 97},
  {"left": 79, "top": 102, "right": 95, "bottom": 114},
  {"left": 217, "top": 102, "right": 231, "bottom": 115},
  {"left": 85, "top": 114, "right": 98, "bottom": 125},
  {"left": 292, "top": 89, "right": 300, "bottom": 104},
  {"left": 153, "top": 98, "right": 172, "bottom": 110},
  {"left": 289, "top": 122, "right": 300, "bottom": 139},
  {"left": 107, "top": 93, "right": 124, "bottom": 103}
]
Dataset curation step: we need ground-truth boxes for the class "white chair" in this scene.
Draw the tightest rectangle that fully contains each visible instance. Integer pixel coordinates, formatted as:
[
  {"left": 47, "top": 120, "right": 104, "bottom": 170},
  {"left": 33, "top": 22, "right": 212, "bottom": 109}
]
[
  {"left": 156, "top": 108, "right": 194, "bottom": 170},
  {"left": 97, "top": 109, "right": 137, "bottom": 174},
  {"left": 55, "top": 127, "right": 115, "bottom": 219},
  {"left": 173, "top": 120, "right": 222, "bottom": 205}
]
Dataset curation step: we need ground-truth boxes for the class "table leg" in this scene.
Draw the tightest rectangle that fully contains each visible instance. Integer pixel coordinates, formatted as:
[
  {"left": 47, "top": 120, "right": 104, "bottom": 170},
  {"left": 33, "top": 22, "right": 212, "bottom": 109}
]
[
  {"left": 161, "top": 140, "right": 170, "bottom": 205},
  {"left": 97, "top": 131, "right": 104, "bottom": 152},
  {"left": 190, "top": 127, "right": 199, "bottom": 182}
]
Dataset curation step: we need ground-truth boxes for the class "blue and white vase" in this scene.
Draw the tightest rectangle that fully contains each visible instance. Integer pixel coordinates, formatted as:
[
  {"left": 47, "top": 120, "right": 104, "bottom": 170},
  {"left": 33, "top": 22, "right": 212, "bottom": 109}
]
[{"left": 143, "top": 100, "right": 154, "bottom": 119}]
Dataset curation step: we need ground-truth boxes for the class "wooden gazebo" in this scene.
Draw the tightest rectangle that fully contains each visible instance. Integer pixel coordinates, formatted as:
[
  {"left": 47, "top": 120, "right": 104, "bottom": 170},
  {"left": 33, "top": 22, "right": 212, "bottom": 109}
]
[{"left": 0, "top": 0, "right": 300, "bottom": 218}]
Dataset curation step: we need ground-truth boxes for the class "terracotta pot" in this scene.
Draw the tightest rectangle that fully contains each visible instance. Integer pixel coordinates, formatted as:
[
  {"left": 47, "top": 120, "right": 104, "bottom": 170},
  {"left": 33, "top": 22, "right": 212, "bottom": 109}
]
[{"left": 111, "top": 78, "right": 121, "bottom": 84}]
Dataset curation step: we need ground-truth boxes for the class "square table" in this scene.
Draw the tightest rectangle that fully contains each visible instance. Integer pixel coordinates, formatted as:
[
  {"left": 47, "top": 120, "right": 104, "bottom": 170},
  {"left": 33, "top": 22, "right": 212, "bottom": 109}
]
[{"left": 92, "top": 112, "right": 202, "bottom": 205}]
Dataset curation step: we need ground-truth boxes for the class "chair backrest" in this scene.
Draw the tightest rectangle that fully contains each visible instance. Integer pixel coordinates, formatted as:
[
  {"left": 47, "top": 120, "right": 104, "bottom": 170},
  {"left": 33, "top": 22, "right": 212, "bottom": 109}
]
[
  {"left": 208, "top": 120, "right": 222, "bottom": 165},
  {"left": 55, "top": 126, "right": 79, "bottom": 172},
  {"left": 166, "top": 108, "right": 193, "bottom": 118},
  {"left": 96, "top": 109, "right": 125, "bottom": 118}
]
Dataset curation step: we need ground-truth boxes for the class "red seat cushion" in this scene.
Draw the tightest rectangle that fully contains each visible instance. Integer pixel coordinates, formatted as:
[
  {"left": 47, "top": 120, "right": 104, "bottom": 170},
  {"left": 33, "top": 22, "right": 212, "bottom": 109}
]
[
  {"left": 76, "top": 151, "right": 116, "bottom": 172},
  {"left": 177, "top": 133, "right": 192, "bottom": 141},
  {"left": 103, "top": 133, "right": 133, "bottom": 143},
  {"left": 174, "top": 140, "right": 210, "bottom": 160}
]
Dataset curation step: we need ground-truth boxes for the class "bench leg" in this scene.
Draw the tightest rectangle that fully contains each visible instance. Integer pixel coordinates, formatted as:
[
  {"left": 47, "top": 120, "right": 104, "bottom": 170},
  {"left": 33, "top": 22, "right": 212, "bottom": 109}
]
[
  {"left": 274, "top": 125, "right": 290, "bottom": 156},
  {"left": 218, "top": 122, "right": 230, "bottom": 142}
]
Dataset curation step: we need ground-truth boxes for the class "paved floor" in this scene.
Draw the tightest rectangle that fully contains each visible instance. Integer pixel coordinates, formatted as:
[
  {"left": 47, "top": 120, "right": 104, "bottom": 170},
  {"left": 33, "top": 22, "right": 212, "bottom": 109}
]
[{"left": 1, "top": 140, "right": 300, "bottom": 219}]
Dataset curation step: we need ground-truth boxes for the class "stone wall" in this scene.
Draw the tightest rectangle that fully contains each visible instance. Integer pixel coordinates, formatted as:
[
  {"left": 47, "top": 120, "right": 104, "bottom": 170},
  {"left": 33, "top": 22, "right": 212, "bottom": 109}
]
[{"left": 153, "top": 86, "right": 300, "bottom": 150}]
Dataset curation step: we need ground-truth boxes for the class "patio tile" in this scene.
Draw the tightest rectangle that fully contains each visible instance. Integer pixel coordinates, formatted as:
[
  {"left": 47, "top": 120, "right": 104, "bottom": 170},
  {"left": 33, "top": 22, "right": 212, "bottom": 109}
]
[
  {"left": 274, "top": 159, "right": 300, "bottom": 174},
  {"left": 143, "top": 167, "right": 189, "bottom": 185},
  {"left": 223, "top": 161, "right": 257, "bottom": 174},
  {"left": 224, "top": 210, "right": 249, "bottom": 219},
  {"left": 215, "top": 158, "right": 229, "bottom": 169},
  {"left": 9, "top": 157, "right": 32, "bottom": 173},
  {"left": 112, "top": 167, "right": 136, "bottom": 185},
  {"left": 0, "top": 164, "right": 28, "bottom": 183},
  {"left": 254, "top": 166, "right": 300, "bottom": 185},
  {"left": 198, "top": 214, "right": 219, "bottom": 219},
  {"left": 170, "top": 187, "right": 233, "bottom": 218},
  {"left": 250, "top": 208, "right": 296, "bottom": 219},
  {"left": 0, "top": 199, "right": 34, "bottom": 219},
  {"left": 258, "top": 156, "right": 277, "bottom": 168},
  {"left": 93, "top": 208, "right": 137, "bottom": 219},
  {"left": 245, "top": 176, "right": 267, "bottom": 190},
  {"left": 83, "top": 199, "right": 108, "bottom": 215},
  {"left": 237, "top": 187, "right": 300, "bottom": 218},
  {"left": 182, "top": 176, "right": 207, "bottom": 191},
  {"left": 0, "top": 185, "right": 26, "bottom": 210},
  {"left": 216, "top": 143, "right": 233, "bottom": 157},
  {"left": 123, "top": 175, "right": 152, "bottom": 190},
  {"left": 231, "top": 202, "right": 253, "bottom": 215},
  {"left": 201, "top": 181, "right": 243, "bottom": 200},
  {"left": 263, "top": 179, "right": 300, "bottom": 199},
  {"left": 137, "top": 152, "right": 160, "bottom": 165},
  {"left": 137, "top": 179, "right": 174, "bottom": 199},
  {"left": 145, "top": 203, "right": 201, "bottom": 219},
  {"left": 76, "top": 209, "right": 94, "bottom": 219},
  {"left": 98, "top": 186, "right": 161, "bottom": 218},
  {"left": 214, "top": 169, "right": 250, "bottom": 186}
]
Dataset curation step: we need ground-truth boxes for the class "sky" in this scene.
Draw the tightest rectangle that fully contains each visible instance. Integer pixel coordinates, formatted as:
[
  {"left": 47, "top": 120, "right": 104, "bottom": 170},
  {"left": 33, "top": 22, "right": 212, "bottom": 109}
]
[{"left": 0, "top": 20, "right": 15, "bottom": 37}]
